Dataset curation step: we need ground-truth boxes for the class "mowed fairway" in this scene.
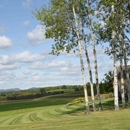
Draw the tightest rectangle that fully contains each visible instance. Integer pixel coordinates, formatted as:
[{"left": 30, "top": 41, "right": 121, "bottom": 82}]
[{"left": 0, "top": 93, "right": 130, "bottom": 130}]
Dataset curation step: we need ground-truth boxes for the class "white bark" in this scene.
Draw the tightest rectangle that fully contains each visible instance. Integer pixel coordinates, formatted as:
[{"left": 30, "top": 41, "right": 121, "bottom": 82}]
[
  {"left": 120, "top": 56, "right": 125, "bottom": 108},
  {"left": 80, "top": 19, "right": 96, "bottom": 112},
  {"left": 72, "top": 4, "right": 90, "bottom": 114},
  {"left": 119, "top": 34, "right": 125, "bottom": 108},
  {"left": 87, "top": 0, "right": 102, "bottom": 110},
  {"left": 112, "top": 4, "right": 119, "bottom": 110},
  {"left": 123, "top": 43, "right": 130, "bottom": 105}
]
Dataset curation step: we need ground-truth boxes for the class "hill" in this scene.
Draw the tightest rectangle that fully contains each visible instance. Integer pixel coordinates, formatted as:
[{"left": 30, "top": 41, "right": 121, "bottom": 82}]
[{"left": 0, "top": 88, "right": 21, "bottom": 92}]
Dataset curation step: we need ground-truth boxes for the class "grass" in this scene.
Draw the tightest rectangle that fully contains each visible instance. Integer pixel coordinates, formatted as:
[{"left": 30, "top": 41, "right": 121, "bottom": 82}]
[
  {"left": 46, "top": 88, "right": 75, "bottom": 93},
  {"left": 0, "top": 92, "right": 130, "bottom": 130}
]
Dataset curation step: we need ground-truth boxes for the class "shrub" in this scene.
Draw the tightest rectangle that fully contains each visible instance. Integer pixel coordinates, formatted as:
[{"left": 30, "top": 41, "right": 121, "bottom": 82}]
[
  {"left": 65, "top": 97, "right": 85, "bottom": 107},
  {"left": 0, "top": 93, "right": 6, "bottom": 96},
  {"left": 108, "top": 92, "right": 114, "bottom": 98},
  {"left": 95, "top": 93, "right": 114, "bottom": 100}
]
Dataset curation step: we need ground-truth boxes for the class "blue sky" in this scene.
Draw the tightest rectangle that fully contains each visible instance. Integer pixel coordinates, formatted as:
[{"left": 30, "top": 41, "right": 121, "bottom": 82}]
[{"left": 0, "top": 0, "right": 114, "bottom": 90}]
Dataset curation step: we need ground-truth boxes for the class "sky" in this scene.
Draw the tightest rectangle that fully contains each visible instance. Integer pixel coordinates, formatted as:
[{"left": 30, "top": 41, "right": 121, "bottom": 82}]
[{"left": 0, "top": 0, "right": 116, "bottom": 90}]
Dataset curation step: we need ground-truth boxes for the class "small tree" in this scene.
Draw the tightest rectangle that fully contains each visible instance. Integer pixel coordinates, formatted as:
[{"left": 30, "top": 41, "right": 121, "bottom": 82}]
[{"left": 40, "top": 88, "right": 46, "bottom": 95}]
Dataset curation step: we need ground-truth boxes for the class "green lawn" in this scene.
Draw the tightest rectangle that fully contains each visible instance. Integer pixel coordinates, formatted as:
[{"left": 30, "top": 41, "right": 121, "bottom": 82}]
[{"left": 0, "top": 93, "right": 130, "bottom": 130}]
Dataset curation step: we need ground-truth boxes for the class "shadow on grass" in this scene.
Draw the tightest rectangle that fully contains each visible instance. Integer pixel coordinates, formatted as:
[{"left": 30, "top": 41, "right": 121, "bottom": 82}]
[
  {"left": 60, "top": 99, "right": 117, "bottom": 115},
  {"left": 61, "top": 98, "right": 130, "bottom": 115},
  {"left": 101, "top": 99, "right": 114, "bottom": 110}
]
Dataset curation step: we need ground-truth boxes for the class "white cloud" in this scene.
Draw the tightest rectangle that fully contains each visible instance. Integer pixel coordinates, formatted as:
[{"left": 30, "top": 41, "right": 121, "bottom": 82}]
[
  {"left": 19, "top": 74, "right": 29, "bottom": 80},
  {"left": 12, "top": 51, "right": 46, "bottom": 63},
  {"left": 31, "top": 72, "right": 39, "bottom": 76},
  {"left": 48, "top": 61, "right": 70, "bottom": 67},
  {"left": 0, "top": 71, "right": 16, "bottom": 80},
  {"left": 0, "top": 63, "right": 21, "bottom": 70},
  {"left": 0, "top": 36, "right": 13, "bottom": 49},
  {"left": 5, "top": 71, "right": 14, "bottom": 75},
  {"left": 0, "top": 55, "right": 9, "bottom": 65},
  {"left": 29, "top": 62, "right": 45, "bottom": 70},
  {"left": 61, "top": 67, "right": 69, "bottom": 71},
  {"left": 58, "top": 64, "right": 81, "bottom": 77},
  {"left": 0, "top": 81, "right": 5, "bottom": 85},
  {"left": 22, "top": 0, "right": 32, "bottom": 8},
  {"left": 29, "top": 60, "right": 70, "bottom": 70},
  {"left": 27, "top": 25, "right": 45, "bottom": 45},
  {"left": 31, "top": 75, "right": 41, "bottom": 81},
  {"left": 0, "top": 51, "right": 46, "bottom": 65},
  {"left": 23, "top": 21, "right": 30, "bottom": 28},
  {"left": 23, "top": 70, "right": 31, "bottom": 75}
]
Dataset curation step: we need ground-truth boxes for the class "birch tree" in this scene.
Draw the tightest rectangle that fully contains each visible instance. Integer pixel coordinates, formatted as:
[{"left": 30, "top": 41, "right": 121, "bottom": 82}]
[
  {"left": 73, "top": 0, "right": 102, "bottom": 110},
  {"left": 94, "top": 0, "right": 130, "bottom": 110},
  {"left": 118, "top": 11, "right": 125, "bottom": 108},
  {"left": 35, "top": 0, "right": 90, "bottom": 114},
  {"left": 97, "top": 1, "right": 119, "bottom": 110},
  {"left": 120, "top": 1, "right": 130, "bottom": 105},
  {"left": 69, "top": 0, "right": 97, "bottom": 111},
  {"left": 86, "top": 0, "right": 102, "bottom": 110},
  {"left": 72, "top": 2, "right": 90, "bottom": 114},
  {"left": 123, "top": 42, "right": 130, "bottom": 105},
  {"left": 115, "top": 0, "right": 130, "bottom": 107},
  {"left": 80, "top": 19, "right": 96, "bottom": 111},
  {"left": 118, "top": 34, "right": 125, "bottom": 108},
  {"left": 111, "top": 4, "right": 119, "bottom": 110}
]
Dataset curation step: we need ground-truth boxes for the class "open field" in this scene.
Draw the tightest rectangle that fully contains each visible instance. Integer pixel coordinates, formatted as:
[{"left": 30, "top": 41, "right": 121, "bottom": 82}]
[
  {"left": 47, "top": 88, "right": 75, "bottom": 93},
  {"left": 0, "top": 92, "right": 130, "bottom": 130}
]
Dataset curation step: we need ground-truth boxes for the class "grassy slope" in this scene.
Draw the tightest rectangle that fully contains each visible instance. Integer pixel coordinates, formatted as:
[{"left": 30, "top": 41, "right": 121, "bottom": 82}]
[
  {"left": 47, "top": 88, "right": 75, "bottom": 93},
  {"left": 0, "top": 92, "right": 130, "bottom": 130}
]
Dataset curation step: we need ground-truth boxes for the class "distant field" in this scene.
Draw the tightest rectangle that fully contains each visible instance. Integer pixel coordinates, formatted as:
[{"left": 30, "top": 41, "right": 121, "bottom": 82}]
[
  {"left": 0, "top": 92, "right": 130, "bottom": 130},
  {"left": 47, "top": 88, "right": 75, "bottom": 93}
]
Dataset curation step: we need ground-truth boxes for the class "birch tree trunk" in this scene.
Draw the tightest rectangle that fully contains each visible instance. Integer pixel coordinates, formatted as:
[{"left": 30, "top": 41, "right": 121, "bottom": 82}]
[
  {"left": 72, "top": 4, "right": 90, "bottom": 114},
  {"left": 112, "top": 4, "right": 119, "bottom": 110},
  {"left": 87, "top": 0, "right": 102, "bottom": 110},
  {"left": 119, "top": 35, "right": 125, "bottom": 108},
  {"left": 123, "top": 43, "right": 130, "bottom": 105},
  {"left": 80, "top": 19, "right": 96, "bottom": 112}
]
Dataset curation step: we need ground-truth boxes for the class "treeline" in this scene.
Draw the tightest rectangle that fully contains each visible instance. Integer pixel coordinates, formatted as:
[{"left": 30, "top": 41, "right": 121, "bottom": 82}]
[
  {"left": 0, "top": 78, "right": 113, "bottom": 101},
  {"left": 87, "top": 82, "right": 113, "bottom": 96},
  {"left": 0, "top": 88, "right": 64, "bottom": 101}
]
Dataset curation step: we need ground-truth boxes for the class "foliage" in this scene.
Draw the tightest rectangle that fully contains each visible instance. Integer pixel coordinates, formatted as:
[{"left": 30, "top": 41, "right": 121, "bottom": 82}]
[
  {"left": 34, "top": 0, "right": 77, "bottom": 55},
  {"left": 95, "top": 0, "right": 130, "bottom": 56},
  {"left": 100, "top": 71, "right": 113, "bottom": 93}
]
